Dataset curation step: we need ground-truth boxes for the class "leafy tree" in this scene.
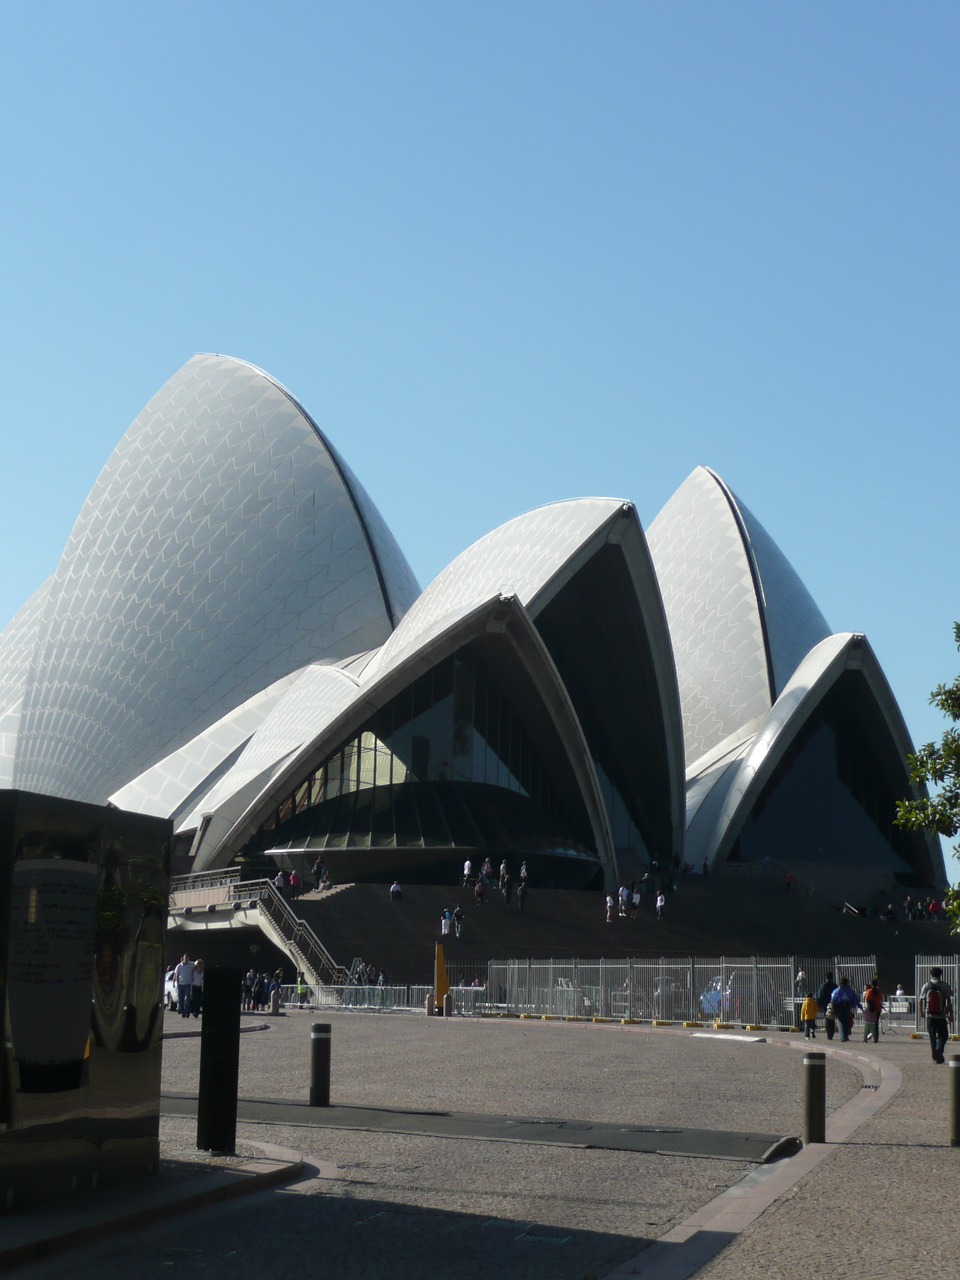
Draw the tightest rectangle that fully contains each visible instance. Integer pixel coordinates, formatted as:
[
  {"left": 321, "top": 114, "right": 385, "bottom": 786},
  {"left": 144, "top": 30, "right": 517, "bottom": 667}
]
[{"left": 895, "top": 621, "right": 960, "bottom": 926}]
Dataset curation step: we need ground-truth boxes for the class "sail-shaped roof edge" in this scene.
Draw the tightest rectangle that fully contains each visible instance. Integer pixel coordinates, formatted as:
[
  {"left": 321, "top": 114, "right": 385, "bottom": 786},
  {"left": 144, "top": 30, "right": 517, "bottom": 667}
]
[{"left": 191, "top": 592, "right": 618, "bottom": 882}]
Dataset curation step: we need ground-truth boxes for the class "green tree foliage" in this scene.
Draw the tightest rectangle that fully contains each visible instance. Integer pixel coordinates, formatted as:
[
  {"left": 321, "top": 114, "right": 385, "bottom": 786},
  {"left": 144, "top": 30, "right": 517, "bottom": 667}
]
[{"left": 895, "top": 622, "right": 960, "bottom": 926}]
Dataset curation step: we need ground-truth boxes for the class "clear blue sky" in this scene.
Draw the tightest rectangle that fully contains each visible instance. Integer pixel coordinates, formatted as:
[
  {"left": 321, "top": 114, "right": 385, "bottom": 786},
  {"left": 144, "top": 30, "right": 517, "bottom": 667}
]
[{"left": 2, "top": 4, "right": 958, "bottom": 856}]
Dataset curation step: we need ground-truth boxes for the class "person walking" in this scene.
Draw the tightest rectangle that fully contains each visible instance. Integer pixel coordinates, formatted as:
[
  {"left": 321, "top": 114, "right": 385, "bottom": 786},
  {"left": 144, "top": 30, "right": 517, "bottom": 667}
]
[
  {"left": 829, "top": 975, "right": 862, "bottom": 1042},
  {"left": 919, "top": 966, "right": 955, "bottom": 1064},
  {"left": 862, "top": 977, "right": 883, "bottom": 1044},
  {"left": 174, "top": 954, "right": 195, "bottom": 1019},
  {"left": 817, "top": 971, "right": 836, "bottom": 1040},
  {"left": 190, "top": 958, "right": 204, "bottom": 1018},
  {"left": 453, "top": 904, "right": 464, "bottom": 938},
  {"left": 800, "top": 990, "right": 818, "bottom": 1038},
  {"left": 655, "top": 891, "right": 666, "bottom": 919}
]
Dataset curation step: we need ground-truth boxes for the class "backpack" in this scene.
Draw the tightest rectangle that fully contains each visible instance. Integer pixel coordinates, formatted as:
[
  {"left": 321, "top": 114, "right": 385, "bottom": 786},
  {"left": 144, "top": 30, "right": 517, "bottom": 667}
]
[{"left": 927, "top": 984, "right": 945, "bottom": 1017}]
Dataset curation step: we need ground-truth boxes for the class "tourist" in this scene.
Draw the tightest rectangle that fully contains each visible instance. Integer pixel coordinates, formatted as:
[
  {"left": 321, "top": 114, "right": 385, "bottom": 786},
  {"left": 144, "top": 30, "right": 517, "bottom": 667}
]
[
  {"left": 174, "top": 954, "right": 195, "bottom": 1018},
  {"left": 919, "top": 966, "right": 954, "bottom": 1064},
  {"left": 800, "top": 990, "right": 818, "bottom": 1038},
  {"left": 829, "top": 976, "right": 861, "bottom": 1042},
  {"left": 190, "top": 958, "right": 204, "bottom": 1018},
  {"left": 817, "top": 971, "right": 836, "bottom": 1040},
  {"left": 862, "top": 977, "right": 883, "bottom": 1044}
]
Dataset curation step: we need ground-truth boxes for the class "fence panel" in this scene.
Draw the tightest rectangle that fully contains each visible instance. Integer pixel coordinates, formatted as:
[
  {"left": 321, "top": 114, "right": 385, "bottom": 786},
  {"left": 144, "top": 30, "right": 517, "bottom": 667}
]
[{"left": 275, "top": 956, "right": 881, "bottom": 1023}]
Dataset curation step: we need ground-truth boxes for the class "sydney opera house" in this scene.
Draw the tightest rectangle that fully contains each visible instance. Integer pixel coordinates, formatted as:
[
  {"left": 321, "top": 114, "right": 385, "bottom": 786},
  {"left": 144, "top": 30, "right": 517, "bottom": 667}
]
[{"left": 0, "top": 354, "right": 945, "bottom": 895}]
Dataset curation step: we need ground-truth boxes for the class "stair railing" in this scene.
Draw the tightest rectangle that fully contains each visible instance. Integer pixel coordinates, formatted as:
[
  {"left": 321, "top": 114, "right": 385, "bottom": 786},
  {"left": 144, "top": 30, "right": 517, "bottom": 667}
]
[{"left": 231, "top": 879, "right": 349, "bottom": 986}]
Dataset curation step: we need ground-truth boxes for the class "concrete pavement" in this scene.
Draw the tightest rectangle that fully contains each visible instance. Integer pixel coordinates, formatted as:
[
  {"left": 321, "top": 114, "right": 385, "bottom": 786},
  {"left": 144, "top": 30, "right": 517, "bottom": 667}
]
[{"left": 5, "top": 1010, "right": 958, "bottom": 1279}]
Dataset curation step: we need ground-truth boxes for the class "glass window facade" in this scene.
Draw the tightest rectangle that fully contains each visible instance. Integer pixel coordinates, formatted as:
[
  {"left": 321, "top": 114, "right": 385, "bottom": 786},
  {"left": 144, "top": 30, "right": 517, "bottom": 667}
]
[
  {"left": 727, "top": 675, "right": 925, "bottom": 874},
  {"left": 252, "top": 649, "right": 596, "bottom": 864},
  {"left": 534, "top": 545, "right": 672, "bottom": 870}
]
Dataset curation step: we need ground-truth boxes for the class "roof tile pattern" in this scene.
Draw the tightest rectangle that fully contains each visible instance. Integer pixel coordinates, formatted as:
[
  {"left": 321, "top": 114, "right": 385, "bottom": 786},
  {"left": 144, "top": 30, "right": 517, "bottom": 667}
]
[
  {"left": 734, "top": 495, "right": 830, "bottom": 696},
  {"left": 367, "top": 499, "right": 625, "bottom": 680},
  {"left": 647, "top": 468, "right": 772, "bottom": 765},
  {"left": 13, "top": 355, "right": 418, "bottom": 803},
  {"left": 0, "top": 583, "right": 50, "bottom": 786}
]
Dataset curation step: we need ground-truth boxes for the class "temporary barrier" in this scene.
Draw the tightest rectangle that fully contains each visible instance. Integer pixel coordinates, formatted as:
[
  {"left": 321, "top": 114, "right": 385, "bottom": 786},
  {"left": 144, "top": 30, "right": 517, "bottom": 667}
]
[{"left": 276, "top": 954, "right": 884, "bottom": 1023}]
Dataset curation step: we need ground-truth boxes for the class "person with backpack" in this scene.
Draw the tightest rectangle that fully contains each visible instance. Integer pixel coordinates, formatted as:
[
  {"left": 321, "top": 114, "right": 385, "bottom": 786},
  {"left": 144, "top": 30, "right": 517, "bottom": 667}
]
[
  {"left": 862, "top": 977, "right": 883, "bottom": 1044},
  {"left": 919, "top": 966, "right": 955, "bottom": 1064},
  {"left": 829, "top": 975, "right": 862, "bottom": 1042}
]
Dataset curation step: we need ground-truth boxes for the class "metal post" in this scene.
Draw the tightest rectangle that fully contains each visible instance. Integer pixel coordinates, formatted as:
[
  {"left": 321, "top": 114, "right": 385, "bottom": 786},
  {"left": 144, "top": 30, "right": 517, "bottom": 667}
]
[
  {"left": 442, "top": 992, "right": 453, "bottom": 1018},
  {"left": 950, "top": 1056, "right": 960, "bottom": 1147},
  {"left": 197, "top": 967, "right": 242, "bottom": 1153},
  {"left": 310, "top": 1022, "right": 331, "bottom": 1107},
  {"left": 802, "top": 1050, "right": 826, "bottom": 1145}
]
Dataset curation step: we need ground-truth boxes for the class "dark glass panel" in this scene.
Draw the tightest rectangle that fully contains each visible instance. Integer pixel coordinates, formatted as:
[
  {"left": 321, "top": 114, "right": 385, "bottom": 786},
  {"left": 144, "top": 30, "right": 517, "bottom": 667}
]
[{"left": 415, "top": 783, "right": 451, "bottom": 847}]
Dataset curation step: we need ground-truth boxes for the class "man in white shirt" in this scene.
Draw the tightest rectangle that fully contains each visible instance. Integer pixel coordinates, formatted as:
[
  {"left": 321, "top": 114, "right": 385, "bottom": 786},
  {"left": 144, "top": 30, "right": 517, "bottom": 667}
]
[{"left": 174, "top": 954, "right": 195, "bottom": 1019}]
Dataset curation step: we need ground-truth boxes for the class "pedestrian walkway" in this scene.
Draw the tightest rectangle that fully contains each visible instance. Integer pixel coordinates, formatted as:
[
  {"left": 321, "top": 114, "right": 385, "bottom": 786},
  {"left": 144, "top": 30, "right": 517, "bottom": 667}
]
[{"left": 5, "top": 1014, "right": 960, "bottom": 1279}]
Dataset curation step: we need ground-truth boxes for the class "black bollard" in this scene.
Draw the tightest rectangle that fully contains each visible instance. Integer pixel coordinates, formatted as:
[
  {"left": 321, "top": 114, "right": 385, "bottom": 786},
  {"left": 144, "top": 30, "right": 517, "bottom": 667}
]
[
  {"left": 196, "top": 967, "right": 242, "bottom": 1153},
  {"left": 950, "top": 1056, "right": 960, "bottom": 1148},
  {"left": 310, "top": 1022, "right": 331, "bottom": 1107},
  {"left": 802, "top": 1050, "right": 826, "bottom": 1145}
]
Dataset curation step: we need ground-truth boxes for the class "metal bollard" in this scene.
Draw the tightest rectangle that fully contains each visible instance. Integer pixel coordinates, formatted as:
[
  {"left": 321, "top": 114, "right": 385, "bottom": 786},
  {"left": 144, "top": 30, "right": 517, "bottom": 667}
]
[
  {"left": 425, "top": 993, "right": 435, "bottom": 1017},
  {"left": 802, "top": 1050, "right": 826, "bottom": 1145},
  {"left": 442, "top": 992, "right": 453, "bottom": 1018},
  {"left": 310, "top": 1022, "right": 331, "bottom": 1107},
  {"left": 197, "top": 967, "right": 242, "bottom": 1152},
  {"left": 950, "top": 1056, "right": 960, "bottom": 1147}
]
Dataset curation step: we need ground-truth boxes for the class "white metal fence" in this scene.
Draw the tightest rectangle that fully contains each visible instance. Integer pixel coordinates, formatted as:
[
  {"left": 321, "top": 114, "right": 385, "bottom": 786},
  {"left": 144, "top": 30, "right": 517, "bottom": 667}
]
[{"left": 278, "top": 953, "right": 882, "bottom": 1026}]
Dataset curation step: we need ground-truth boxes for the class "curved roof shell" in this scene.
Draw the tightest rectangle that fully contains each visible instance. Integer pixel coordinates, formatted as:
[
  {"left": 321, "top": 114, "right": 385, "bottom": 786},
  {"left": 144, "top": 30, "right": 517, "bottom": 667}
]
[
  {"left": 188, "top": 592, "right": 615, "bottom": 880},
  {"left": 183, "top": 498, "right": 683, "bottom": 883},
  {"left": 0, "top": 582, "right": 50, "bottom": 788},
  {"left": 646, "top": 466, "right": 830, "bottom": 770},
  {"left": 686, "top": 633, "right": 945, "bottom": 885},
  {"left": 12, "top": 354, "right": 419, "bottom": 804}
]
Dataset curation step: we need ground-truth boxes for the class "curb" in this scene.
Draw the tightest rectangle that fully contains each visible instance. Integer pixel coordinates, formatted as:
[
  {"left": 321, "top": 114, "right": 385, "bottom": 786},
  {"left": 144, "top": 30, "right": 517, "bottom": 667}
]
[{"left": 2, "top": 1142, "right": 304, "bottom": 1271}]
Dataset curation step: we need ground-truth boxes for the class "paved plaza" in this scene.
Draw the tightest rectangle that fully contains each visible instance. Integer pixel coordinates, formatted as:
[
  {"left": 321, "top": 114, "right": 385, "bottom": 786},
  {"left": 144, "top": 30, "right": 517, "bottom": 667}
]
[{"left": 7, "top": 1008, "right": 960, "bottom": 1279}]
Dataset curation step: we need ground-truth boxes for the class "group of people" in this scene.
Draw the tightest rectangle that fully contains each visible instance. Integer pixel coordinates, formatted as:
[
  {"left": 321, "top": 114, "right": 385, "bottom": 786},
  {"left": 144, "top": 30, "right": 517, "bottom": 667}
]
[
  {"left": 241, "top": 967, "right": 286, "bottom": 1011},
  {"left": 353, "top": 960, "right": 389, "bottom": 987},
  {"left": 901, "top": 895, "right": 948, "bottom": 921},
  {"left": 800, "top": 967, "right": 955, "bottom": 1061},
  {"left": 271, "top": 860, "right": 331, "bottom": 898},
  {"left": 463, "top": 857, "right": 529, "bottom": 911},
  {"left": 439, "top": 904, "right": 466, "bottom": 938},
  {"left": 800, "top": 973, "right": 882, "bottom": 1044},
  {"left": 173, "top": 953, "right": 203, "bottom": 1018},
  {"left": 606, "top": 877, "right": 671, "bottom": 922}
]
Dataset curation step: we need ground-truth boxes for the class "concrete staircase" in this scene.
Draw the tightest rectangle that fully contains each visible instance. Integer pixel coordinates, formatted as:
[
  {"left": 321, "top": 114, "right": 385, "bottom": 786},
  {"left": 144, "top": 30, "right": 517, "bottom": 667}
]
[{"left": 278, "top": 874, "right": 956, "bottom": 987}]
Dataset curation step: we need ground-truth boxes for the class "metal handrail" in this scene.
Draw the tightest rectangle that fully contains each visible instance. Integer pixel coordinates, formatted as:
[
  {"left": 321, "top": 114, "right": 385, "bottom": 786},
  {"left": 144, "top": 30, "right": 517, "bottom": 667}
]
[
  {"left": 234, "top": 879, "right": 348, "bottom": 985},
  {"left": 170, "top": 868, "right": 241, "bottom": 892}
]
